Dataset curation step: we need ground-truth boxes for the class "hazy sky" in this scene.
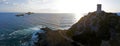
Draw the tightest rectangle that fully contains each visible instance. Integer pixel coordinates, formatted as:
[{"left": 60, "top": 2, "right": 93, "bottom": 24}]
[{"left": 0, "top": 0, "right": 120, "bottom": 13}]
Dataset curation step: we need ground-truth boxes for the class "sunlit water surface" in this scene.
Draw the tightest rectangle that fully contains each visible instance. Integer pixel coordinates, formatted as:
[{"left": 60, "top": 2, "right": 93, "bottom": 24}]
[{"left": 0, "top": 12, "right": 80, "bottom": 46}]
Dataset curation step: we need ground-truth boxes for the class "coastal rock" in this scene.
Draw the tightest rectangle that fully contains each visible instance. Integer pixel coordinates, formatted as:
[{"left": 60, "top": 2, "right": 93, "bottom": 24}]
[
  {"left": 67, "top": 11, "right": 120, "bottom": 46},
  {"left": 33, "top": 27, "right": 73, "bottom": 46},
  {"left": 35, "top": 11, "right": 120, "bottom": 46}
]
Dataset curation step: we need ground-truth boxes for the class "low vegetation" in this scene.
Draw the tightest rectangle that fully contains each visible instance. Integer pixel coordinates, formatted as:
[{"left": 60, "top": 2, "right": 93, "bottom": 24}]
[{"left": 35, "top": 11, "right": 120, "bottom": 46}]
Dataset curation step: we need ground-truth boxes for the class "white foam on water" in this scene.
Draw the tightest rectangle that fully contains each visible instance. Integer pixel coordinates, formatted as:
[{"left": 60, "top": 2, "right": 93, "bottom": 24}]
[
  {"left": 30, "top": 26, "right": 46, "bottom": 46},
  {"left": 7, "top": 25, "right": 46, "bottom": 46},
  {"left": 9, "top": 25, "right": 44, "bottom": 36}
]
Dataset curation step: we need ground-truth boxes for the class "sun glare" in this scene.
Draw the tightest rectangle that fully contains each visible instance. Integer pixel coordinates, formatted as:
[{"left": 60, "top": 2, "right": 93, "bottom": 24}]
[
  {"left": 53, "top": 0, "right": 98, "bottom": 21},
  {"left": 54, "top": 0, "right": 98, "bottom": 13},
  {"left": 24, "top": 0, "right": 98, "bottom": 20},
  {"left": 24, "top": 0, "right": 98, "bottom": 14}
]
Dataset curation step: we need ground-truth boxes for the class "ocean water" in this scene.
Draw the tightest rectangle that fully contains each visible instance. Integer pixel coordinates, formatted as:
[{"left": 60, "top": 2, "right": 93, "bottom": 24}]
[{"left": 0, "top": 12, "right": 78, "bottom": 46}]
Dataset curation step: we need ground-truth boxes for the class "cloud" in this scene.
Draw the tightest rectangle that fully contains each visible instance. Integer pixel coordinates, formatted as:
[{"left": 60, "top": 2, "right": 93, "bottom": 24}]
[
  {"left": 1, "top": 0, "right": 7, "bottom": 2},
  {"left": 26, "top": 0, "right": 56, "bottom": 9},
  {"left": 0, "top": 0, "right": 6, "bottom": 3},
  {"left": 28, "top": 0, "right": 49, "bottom": 3},
  {"left": 0, "top": 0, "right": 58, "bottom": 12},
  {"left": 4, "top": 1, "right": 9, "bottom": 4},
  {"left": 0, "top": 0, "right": 10, "bottom": 5}
]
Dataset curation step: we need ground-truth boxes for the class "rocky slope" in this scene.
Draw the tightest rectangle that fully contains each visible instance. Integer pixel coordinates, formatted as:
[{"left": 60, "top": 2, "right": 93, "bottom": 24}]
[
  {"left": 35, "top": 11, "right": 120, "bottom": 46},
  {"left": 67, "top": 11, "right": 120, "bottom": 46},
  {"left": 33, "top": 27, "right": 73, "bottom": 46}
]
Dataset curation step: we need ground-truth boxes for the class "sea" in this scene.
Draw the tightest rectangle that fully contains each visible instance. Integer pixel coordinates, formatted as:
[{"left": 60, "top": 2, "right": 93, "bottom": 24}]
[{"left": 0, "top": 12, "right": 79, "bottom": 46}]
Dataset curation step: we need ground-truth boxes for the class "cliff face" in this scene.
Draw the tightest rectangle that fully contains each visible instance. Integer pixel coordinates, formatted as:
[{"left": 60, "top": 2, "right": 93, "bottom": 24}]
[{"left": 67, "top": 11, "right": 120, "bottom": 46}]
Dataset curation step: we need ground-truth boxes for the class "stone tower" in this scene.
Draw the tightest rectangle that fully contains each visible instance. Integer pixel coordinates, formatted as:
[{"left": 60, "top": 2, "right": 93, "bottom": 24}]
[{"left": 97, "top": 4, "right": 102, "bottom": 13}]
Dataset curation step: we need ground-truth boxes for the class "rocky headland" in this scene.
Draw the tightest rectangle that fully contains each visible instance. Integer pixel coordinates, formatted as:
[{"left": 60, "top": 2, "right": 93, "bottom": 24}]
[{"left": 34, "top": 11, "right": 120, "bottom": 46}]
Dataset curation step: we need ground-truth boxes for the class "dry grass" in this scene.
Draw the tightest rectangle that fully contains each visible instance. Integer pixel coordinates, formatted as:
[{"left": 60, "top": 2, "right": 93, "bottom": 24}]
[{"left": 45, "top": 30, "right": 72, "bottom": 46}]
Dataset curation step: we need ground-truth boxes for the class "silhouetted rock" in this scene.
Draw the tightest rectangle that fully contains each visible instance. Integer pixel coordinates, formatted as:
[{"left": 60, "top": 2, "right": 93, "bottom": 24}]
[
  {"left": 35, "top": 11, "right": 120, "bottom": 46},
  {"left": 26, "top": 12, "right": 34, "bottom": 15},
  {"left": 67, "top": 11, "right": 120, "bottom": 46}
]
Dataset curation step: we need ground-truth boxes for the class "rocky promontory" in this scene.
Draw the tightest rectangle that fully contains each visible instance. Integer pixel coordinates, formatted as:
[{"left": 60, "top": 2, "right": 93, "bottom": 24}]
[
  {"left": 35, "top": 11, "right": 120, "bottom": 46},
  {"left": 67, "top": 11, "right": 120, "bottom": 46}
]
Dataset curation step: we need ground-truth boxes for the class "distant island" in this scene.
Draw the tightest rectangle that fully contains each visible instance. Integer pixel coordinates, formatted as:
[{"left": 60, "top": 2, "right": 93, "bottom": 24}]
[
  {"left": 25, "top": 12, "right": 34, "bottom": 15},
  {"left": 16, "top": 14, "right": 24, "bottom": 17},
  {"left": 16, "top": 12, "right": 34, "bottom": 17}
]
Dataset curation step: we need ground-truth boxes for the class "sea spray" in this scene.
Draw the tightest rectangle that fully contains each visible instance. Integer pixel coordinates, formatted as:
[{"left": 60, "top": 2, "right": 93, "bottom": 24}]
[
  {"left": 30, "top": 29, "right": 45, "bottom": 46},
  {"left": 7, "top": 25, "right": 45, "bottom": 46}
]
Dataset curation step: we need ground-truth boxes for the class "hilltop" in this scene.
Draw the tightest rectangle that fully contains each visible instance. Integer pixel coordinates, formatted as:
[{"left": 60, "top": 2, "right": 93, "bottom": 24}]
[{"left": 67, "top": 11, "right": 120, "bottom": 46}]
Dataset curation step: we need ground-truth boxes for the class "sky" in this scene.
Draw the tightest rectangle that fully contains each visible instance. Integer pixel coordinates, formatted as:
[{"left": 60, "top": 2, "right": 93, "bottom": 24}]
[{"left": 0, "top": 0, "right": 120, "bottom": 13}]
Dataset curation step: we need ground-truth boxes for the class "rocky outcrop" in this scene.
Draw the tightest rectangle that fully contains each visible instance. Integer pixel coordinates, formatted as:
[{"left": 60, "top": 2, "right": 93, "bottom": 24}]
[
  {"left": 67, "top": 11, "right": 120, "bottom": 46},
  {"left": 33, "top": 27, "right": 73, "bottom": 46},
  {"left": 35, "top": 11, "right": 120, "bottom": 46}
]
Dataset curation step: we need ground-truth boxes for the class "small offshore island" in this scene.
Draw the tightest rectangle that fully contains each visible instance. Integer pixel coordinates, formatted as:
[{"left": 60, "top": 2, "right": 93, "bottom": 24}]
[
  {"left": 32, "top": 4, "right": 120, "bottom": 46},
  {"left": 16, "top": 12, "right": 34, "bottom": 17}
]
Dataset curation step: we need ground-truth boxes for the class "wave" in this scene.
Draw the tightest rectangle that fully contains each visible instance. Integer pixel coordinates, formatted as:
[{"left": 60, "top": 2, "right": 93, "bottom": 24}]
[
  {"left": 9, "top": 25, "right": 44, "bottom": 36},
  {"left": 0, "top": 25, "right": 45, "bottom": 46}
]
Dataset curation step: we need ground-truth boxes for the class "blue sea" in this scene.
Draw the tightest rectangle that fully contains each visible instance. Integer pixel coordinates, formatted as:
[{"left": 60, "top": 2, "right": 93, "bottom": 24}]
[{"left": 0, "top": 12, "right": 78, "bottom": 46}]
